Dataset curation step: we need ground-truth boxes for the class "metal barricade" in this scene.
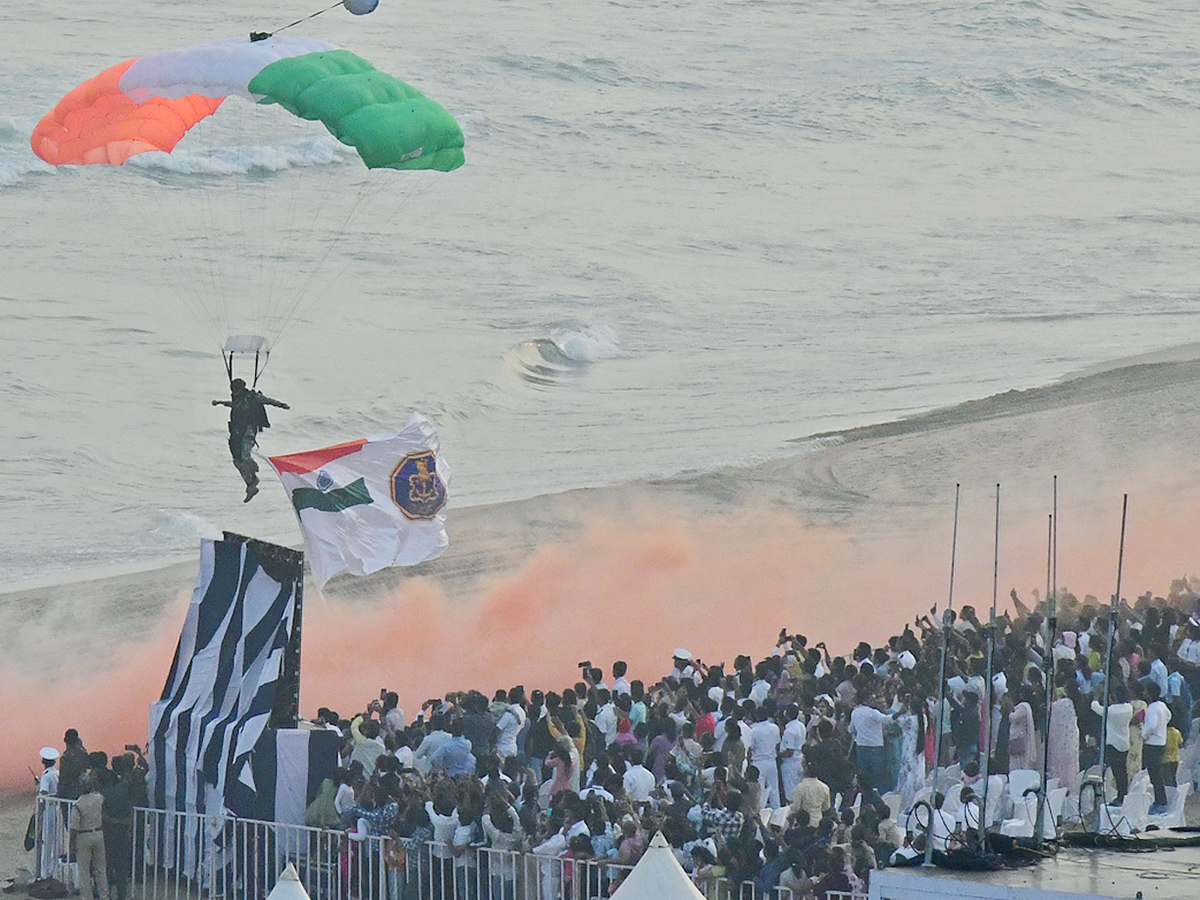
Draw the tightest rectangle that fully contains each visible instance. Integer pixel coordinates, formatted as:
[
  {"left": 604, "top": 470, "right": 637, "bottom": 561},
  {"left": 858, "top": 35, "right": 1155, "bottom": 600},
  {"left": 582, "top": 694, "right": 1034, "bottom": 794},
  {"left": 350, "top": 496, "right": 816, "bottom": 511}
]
[
  {"left": 33, "top": 796, "right": 75, "bottom": 886},
  {"left": 32, "top": 797, "right": 817, "bottom": 900}
]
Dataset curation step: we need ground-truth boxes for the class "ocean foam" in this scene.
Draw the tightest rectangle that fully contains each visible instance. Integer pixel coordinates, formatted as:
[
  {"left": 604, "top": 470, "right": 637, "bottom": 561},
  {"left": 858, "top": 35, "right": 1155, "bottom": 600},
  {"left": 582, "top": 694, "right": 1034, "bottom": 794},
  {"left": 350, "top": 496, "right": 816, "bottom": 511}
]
[
  {"left": 547, "top": 326, "right": 622, "bottom": 362},
  {"left": 125, "top": 136, "right": 350, "bottom": 177}
]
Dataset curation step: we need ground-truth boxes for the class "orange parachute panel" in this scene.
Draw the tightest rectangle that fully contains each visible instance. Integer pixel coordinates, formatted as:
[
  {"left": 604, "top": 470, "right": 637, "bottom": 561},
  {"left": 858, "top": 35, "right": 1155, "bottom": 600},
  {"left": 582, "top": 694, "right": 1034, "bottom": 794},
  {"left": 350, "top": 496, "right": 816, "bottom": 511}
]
[{"left": 32, "top": 59, "right": 224, "bottom": 165}]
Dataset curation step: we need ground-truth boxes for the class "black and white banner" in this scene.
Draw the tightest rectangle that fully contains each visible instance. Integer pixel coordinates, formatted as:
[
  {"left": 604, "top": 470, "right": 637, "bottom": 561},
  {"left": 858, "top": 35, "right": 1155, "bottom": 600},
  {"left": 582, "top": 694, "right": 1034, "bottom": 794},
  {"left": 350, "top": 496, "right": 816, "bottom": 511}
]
[
  {"left": 148, "top": 536, "right": 297, "bottom": 818},
  {"left": 239, "top": 727, "right": 341, "bottom": 824}
]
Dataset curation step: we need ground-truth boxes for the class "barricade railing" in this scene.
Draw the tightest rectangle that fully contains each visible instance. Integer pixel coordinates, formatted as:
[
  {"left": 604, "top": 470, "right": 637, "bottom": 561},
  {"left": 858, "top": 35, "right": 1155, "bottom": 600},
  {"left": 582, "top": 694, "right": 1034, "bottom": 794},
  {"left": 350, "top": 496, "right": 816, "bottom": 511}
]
[
  {"left": 32, "top": 796, "right": 75, "bottom": 887},
  {"left": 34, "top": 797, "right": 824, "bottom": 900},
  {"left": 131, "top": 806, "right": 388, "bottom": 900}
]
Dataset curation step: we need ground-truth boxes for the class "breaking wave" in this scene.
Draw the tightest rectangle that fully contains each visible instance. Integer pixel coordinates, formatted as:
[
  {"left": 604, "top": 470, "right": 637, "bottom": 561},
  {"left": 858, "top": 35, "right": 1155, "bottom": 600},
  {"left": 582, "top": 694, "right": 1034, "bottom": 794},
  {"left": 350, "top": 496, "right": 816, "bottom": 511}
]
[{"left": 509, "top": 327, "right": 621, "bottom": 386}]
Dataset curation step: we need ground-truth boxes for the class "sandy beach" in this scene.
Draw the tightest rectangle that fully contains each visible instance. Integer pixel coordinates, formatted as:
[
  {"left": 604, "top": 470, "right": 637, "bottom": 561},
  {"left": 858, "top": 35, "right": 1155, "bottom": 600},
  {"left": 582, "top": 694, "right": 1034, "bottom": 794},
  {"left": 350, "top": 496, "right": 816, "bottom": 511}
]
[{"left": 6, "top": 346, "right": 1200, "bottom": 876}]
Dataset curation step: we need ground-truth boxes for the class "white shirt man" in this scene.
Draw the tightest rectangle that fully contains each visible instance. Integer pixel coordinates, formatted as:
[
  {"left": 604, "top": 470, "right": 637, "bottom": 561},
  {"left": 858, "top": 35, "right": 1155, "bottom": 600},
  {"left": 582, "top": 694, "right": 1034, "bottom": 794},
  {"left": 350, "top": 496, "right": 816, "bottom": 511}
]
[
  {"left": 1149, "top": 657, "right": 1170, "bottom": 698},
  {"left": 1178, "top": 633, "right": 1200, "bottom": 667},
  {"left": 748, "top": 715, "right": 782, "bottom": 808},
  {"left": 426, "top": 801, "right": 460, "bottom": 860},
  {"left": 36, "top": 749, "right": 60, "bottom": 878},
  {"left": 1091, "top": 699, "right": 1133, "bottom": 752},
  {"left": 779, "top": 716, "right": 806, "bottom": 802},
  {"left": 1143, "top": 698, "right": 1170, "bottom": 746},
  {"left": 749, "top": 679, "right": 771, "bottom": 707},
  {"left": 849, "top": 704, "right": 891, "bottom": 749},
  {"left": 595, "top": 698, "right": 620, "bottom": 747},
  {"left": 612, "top": 663, "right": 632, "bottom": 697},
  {"left": 623, "top": 761, "right": 656, "bottom": 802},
  {"left": 495, "top": 704, "right": 526, "bottom": 760}
]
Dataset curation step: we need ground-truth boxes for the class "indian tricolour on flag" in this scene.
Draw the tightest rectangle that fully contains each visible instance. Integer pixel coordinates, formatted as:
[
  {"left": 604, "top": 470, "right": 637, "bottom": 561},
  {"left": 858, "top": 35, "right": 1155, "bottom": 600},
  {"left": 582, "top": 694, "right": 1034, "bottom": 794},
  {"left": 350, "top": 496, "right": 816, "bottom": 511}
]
[{"left": 267, "top": 413, "right": 450, "bottom": 589}]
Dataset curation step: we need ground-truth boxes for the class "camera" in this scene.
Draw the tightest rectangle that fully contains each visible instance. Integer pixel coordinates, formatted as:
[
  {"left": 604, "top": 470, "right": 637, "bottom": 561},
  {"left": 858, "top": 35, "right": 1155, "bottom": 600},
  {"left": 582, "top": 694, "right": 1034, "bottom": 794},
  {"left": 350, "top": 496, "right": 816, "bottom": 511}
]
[
  {"left": 125, "top": 744, "right": 141, "bottom": 753},
  {"left": 578, "top": 660, "right": 591, "bottom": 669}
]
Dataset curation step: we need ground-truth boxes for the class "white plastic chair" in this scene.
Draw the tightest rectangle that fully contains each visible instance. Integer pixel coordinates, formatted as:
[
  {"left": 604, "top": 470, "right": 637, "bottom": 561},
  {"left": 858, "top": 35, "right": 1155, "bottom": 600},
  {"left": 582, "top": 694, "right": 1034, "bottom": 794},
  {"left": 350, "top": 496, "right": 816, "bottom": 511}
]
[
  {"left": 999, "top": 792, "right": 1034, "bottom": 838},
  {"left": 1100, "top": 791, "right": 1152, "bottom": 835},
  {"left": 880, "top": 791, "right": 903, "bottom": 823},
  {"left": 1146, "top": 782, "right": 1190, "bottom": 830},
  {"left": 1000, "top": 792, "right": 1057, "bottom": 839},
  {"left": 942, "top": 783, "right": 964, "bottom": 818},
  {"left": 909, "top": 786, "right": 932, "bottom": 815},
  {"left": 1007, "top": 768, "right": 1041, "bottom": 802},
  {"left": 1129, "top": 770, "right": 1151, "bottom": 796},
  {"left": 936, "top": 763, "right": 962, "bottom": 790},
  {"left": 983, "top": 774, "right": 1007, "bottom": 826}
]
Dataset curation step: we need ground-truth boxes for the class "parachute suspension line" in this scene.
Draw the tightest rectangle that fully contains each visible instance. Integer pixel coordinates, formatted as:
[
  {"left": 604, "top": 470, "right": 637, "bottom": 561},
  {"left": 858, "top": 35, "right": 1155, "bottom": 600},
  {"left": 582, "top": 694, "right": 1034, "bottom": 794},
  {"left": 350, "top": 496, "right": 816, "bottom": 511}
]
[
  {"left": 254, "top": 164, "right": 329, "bottom": 348},
  {"left": 252, "top": 2, "right": 344, "bottom": 41},
  {"left": 221, "top": 344, "right": 269, "bottom": 388},
  {"left": 145, "top": 170, "right": 229, "bottom": 353},
  {"left": 271, "top": 171, "right": 434, "bottom": 343},
  {"left": 268, "top": 176, "right": 370, "bottom": 342}
]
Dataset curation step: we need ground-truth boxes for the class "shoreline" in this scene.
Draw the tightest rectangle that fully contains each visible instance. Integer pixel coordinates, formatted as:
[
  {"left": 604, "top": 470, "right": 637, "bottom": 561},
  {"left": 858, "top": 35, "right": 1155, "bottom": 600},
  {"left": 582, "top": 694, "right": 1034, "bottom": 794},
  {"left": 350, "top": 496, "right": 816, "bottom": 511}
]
[{"left": 7, "top": 340, "right": 1200, "bottom": 601}]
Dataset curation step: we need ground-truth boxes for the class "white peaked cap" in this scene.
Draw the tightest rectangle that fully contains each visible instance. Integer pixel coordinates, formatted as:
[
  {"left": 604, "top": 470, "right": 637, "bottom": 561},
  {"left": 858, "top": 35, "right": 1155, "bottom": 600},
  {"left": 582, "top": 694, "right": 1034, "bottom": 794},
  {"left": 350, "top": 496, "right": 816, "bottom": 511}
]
[
  {"left": 609, "top": 832, "right": 707, "bottom": 900},
  {"left": 265, "top": 863, "right": 311, "bottom": 900}
]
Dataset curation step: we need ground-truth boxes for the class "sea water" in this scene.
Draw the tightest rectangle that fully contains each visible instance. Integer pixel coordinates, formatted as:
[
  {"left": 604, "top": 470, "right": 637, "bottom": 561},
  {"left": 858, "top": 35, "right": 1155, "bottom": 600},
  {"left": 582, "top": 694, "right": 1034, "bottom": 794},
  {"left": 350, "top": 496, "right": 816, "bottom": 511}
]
[{"left": 3, "top": 0, "right": 1200, "bottom": 583}]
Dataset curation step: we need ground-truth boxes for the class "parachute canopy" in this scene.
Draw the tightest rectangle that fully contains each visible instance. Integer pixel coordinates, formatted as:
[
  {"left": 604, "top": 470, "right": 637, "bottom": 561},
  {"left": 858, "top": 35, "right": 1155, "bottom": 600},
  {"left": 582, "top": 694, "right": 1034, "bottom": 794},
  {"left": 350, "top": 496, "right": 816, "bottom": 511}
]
[{"left": 31, "top": 36, "right": 464, "bottom": 171}]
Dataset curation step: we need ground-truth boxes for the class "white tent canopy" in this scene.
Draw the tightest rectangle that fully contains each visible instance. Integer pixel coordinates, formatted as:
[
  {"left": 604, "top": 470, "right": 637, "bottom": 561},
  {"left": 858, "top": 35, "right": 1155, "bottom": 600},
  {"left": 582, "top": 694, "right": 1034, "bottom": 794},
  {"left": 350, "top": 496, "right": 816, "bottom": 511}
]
[
  {"left": 610, "top": 832, "right": 707, "bottom": 900},
  {"left": 265, "top": 863, "right": 311, "bottom": 900}
]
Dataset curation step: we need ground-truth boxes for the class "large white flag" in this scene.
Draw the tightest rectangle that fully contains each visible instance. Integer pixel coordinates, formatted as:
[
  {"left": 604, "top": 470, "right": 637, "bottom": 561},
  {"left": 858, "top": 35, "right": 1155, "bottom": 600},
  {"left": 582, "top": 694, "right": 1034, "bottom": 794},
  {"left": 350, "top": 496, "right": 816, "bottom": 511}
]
[{"left": 267, "top": 414, "right": 450, "bottom": 588}]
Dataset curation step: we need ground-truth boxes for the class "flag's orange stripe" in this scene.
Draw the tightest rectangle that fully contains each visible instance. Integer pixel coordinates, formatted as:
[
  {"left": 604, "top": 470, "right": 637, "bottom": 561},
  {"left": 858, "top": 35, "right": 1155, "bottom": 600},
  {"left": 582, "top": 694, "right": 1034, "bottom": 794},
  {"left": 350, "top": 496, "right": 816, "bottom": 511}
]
[{"left": 269, "top": 439, "right": 371, "bottom": 475}]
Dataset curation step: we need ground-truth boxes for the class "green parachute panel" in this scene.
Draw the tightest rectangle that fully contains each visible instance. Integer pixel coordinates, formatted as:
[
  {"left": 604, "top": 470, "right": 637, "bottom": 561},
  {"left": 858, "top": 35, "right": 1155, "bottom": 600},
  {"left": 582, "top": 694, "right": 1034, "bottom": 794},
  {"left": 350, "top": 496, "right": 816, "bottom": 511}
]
[{"left": 248, "top": 50, "right": 465, "bottom": 171}]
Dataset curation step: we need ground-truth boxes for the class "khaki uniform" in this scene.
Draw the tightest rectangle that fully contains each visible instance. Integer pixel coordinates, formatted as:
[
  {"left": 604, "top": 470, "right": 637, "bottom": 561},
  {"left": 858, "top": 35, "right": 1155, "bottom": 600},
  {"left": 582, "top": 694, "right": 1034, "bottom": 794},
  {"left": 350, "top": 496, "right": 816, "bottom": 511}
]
[{"left": 71, "top": 791, "right": 108, "bottom": 900}]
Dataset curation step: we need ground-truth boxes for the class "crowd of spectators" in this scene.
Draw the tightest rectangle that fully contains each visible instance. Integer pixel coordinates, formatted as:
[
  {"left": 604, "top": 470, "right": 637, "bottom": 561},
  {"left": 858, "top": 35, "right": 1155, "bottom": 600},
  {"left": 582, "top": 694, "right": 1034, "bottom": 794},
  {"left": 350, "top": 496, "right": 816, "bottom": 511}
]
[
  {"left": 37, "top": 583, "right": 1200, "bottom": 900},
  {"left": 296, "top": 582, "right": 1200, "bottom": 898}
]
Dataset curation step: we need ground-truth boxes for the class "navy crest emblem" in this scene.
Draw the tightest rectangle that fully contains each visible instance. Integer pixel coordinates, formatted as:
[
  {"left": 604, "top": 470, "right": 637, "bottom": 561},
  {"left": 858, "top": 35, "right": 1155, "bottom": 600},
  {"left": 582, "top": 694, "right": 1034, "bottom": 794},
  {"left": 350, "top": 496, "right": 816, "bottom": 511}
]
[{"left": 390, "top": 451, "right": 447, "bottom": 520}]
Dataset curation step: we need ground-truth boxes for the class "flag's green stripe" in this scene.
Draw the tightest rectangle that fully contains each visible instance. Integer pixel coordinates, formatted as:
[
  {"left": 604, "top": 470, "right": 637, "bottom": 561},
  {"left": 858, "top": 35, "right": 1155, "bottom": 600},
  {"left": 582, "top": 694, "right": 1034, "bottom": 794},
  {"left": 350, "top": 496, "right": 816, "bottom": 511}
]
[{"left": 291, "top": 478, "right": 374, "bottom": 513}]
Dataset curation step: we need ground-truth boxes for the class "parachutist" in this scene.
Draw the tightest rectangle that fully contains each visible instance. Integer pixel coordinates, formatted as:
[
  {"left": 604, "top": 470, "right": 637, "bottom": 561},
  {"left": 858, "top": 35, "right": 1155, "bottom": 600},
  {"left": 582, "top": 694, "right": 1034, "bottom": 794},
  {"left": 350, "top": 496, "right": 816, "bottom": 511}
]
[
  {"left": 213, "top": 378, "right": 290, "bottom": 502},
  {"left": 249, "top": 32, "right": 271, "bottom": 42}
]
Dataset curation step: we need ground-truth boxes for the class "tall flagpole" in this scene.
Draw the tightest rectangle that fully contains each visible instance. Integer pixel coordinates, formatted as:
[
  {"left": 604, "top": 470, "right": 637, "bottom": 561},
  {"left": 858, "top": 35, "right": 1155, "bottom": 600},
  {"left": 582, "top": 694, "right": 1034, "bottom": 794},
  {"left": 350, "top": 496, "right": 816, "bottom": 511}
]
[
  {"left": 1036, "top": 478, "right": 1058, "bottom": 847},
  {"left": 924, "top": 484, "right": 961, "bottom": 868},
  {"left": 979, "top": 483, "right": 1000, "bottom": 852},
  {"left": 1094, "top": 494, "right": 1127, "bottom": 832}
]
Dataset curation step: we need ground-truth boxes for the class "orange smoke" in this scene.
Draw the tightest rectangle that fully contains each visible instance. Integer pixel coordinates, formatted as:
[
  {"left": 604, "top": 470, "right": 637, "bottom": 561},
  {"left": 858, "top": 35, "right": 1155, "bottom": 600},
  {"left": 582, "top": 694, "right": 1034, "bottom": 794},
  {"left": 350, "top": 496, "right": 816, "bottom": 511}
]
[
  {"left": 0, "top": 595, "right": 187, "bottom": 798},
  {"left": 2, "top": 477, "right": 1195, "bottom": 798}
]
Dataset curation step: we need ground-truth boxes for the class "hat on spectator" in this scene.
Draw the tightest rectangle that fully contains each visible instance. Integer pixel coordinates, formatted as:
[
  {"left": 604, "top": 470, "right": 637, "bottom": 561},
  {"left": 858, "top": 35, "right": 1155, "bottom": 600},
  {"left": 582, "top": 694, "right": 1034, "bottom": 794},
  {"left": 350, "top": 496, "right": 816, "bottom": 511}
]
[
  {"left": 40, "top": 747, "right": 60, "bottom": 761},
  {"left": 898, "top": 650, "right": 917, "bottom": 670},
  {"left": 673, "top": 648, "right": 692, "bottom": 661}
]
